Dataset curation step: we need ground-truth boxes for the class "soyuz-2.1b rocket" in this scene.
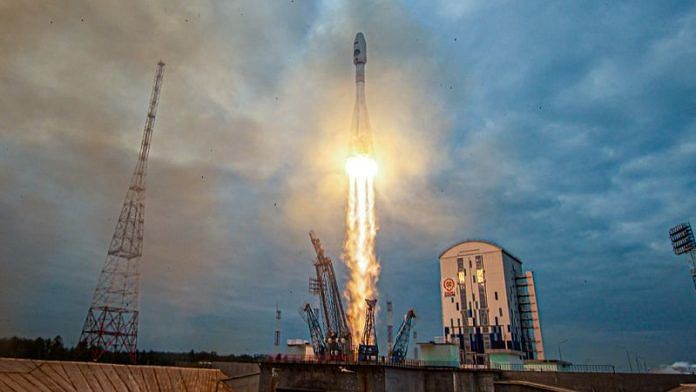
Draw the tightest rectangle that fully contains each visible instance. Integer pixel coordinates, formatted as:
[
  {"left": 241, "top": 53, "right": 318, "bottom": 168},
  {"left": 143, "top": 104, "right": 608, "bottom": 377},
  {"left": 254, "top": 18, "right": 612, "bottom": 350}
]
[{"left": 350, "top": 32, "right": 374, "bottom": 156}]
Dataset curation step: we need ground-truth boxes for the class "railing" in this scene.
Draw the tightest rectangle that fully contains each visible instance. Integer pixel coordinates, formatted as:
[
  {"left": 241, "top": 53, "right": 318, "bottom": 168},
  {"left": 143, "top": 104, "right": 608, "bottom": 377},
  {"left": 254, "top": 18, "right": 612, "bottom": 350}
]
[
  {"left": 267, "top": 355, "right": 616, "bottom": 374},
  {"left": 264, "top": 354, "right": 461, "bottom": 369},
  {"left": 491, "top": 362, "right": 616, "bottom": 374}
]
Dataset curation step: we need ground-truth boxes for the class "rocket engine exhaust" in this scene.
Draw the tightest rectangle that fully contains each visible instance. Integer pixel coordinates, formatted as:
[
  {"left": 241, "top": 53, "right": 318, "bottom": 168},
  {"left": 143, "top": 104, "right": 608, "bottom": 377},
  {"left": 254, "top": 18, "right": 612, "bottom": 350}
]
[{"left": 344, "top": 32, "right": 380, "bottom": 345}]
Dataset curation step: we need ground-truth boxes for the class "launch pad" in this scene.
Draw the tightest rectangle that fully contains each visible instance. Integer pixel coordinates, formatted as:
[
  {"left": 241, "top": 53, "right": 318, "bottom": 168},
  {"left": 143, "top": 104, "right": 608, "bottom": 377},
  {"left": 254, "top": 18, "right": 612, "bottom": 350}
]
[
  {"left": 296, "top": 32, "right": 417, "bottom": 364},
  {"left": 259, "top": 361, "right": 696, "bottom": 392}
]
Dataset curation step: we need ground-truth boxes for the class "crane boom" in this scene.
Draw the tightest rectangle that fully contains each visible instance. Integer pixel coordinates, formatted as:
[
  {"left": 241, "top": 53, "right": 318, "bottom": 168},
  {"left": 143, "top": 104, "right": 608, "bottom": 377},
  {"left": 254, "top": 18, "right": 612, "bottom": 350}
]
[
  {"left": 390, "top": 309, "right": 416, "bottom": 362},
  {"left": 300, "top": 303, "right": 326, "bottom": 357}
]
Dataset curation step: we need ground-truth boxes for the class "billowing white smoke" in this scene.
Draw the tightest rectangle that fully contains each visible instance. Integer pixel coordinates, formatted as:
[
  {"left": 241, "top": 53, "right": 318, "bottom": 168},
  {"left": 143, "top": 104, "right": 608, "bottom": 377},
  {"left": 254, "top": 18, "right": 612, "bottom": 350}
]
[{"left": 650, "top": 362, "right": 696, "bottom": 374}]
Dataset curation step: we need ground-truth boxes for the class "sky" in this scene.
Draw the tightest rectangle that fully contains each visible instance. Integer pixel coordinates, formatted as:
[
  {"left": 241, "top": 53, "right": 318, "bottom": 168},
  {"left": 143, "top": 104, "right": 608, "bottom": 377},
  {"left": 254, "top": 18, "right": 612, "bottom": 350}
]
[{"left": 0, "top": 0, "right": 694, "bottom": 370}]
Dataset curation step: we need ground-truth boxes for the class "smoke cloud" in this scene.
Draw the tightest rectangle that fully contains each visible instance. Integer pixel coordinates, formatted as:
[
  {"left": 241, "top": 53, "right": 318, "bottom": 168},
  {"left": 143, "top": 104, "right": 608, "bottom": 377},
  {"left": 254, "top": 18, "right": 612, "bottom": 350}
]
[{"left": 651, "top": 362, "right": 696, "bottom": 375}]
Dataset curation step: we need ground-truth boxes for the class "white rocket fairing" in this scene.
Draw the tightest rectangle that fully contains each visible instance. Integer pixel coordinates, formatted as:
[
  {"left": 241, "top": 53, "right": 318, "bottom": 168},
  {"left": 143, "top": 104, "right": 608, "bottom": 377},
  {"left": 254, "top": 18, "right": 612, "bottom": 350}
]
[
  {"left": 350, "top": 32, "right": 373, "bottom": 156},
  {"left": 354, "top": 32, "right": 367, "bottom": 68}
]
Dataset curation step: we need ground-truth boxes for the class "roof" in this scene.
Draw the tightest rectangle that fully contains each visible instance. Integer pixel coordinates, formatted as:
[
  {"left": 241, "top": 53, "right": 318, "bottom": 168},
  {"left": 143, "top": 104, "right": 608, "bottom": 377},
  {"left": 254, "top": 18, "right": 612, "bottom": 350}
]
[{"left": 438, "top": 239, "right": 523, "bottom": 264}]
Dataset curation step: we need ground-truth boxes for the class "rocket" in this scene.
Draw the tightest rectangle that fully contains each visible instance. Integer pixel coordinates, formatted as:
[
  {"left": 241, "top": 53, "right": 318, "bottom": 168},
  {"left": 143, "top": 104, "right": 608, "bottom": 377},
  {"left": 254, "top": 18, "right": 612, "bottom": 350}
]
[{"left": 350, "top": 32, "right": 374, "bottom": 156}]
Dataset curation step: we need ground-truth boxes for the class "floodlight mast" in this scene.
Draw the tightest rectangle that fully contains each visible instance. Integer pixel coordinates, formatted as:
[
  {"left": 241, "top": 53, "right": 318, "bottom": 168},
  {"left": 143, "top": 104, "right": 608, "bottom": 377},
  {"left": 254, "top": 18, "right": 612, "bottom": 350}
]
[{"left": 669, "top": 222, "right": 696, "bottom": 291}]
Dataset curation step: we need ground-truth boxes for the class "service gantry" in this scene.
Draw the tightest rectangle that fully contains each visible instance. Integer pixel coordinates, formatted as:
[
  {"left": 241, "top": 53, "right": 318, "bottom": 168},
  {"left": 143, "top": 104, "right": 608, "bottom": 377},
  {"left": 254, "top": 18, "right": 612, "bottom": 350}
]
[
  {"left": 358, "top": 298, "right": 378, "bottom": 362},
  {"left": 308, "top": 230, "right": 352, "bottom": 357}
]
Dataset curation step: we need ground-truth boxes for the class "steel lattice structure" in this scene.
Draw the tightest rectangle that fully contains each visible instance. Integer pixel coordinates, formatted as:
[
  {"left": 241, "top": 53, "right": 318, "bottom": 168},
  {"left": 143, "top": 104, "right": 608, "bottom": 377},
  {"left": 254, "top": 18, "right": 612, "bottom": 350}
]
[
  {"left": 390, "top": 309, "right": 416, "bottom": 362},
  {"left": 358, "top": 298, "right": 378, "bottom": 361},
  {"left": 79, "top": 61, "right": 165, "bottom": 363},
  {"left": 308, "top": 230, "right": 352, "bottom": 357},
  {"left": 300, "top": 303, "right": 326, "bottom": 356},
  {"left": 361, "top": 299, "right": 377, "bottom": 346},
  {"left": 669, "top": 222, "right": 696, "bottom": 291},
  {"left": 386, "top": 298, "right": 393, "bottom": 354}
]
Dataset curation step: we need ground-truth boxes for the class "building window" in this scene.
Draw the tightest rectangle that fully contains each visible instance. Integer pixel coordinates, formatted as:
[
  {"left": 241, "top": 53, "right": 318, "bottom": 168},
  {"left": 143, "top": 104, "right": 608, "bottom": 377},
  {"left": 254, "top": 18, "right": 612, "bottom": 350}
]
[
  {"left": 451, "top": 297, "right": 454, "bottom": 303},
  {"left": 494, "top": 291, "right": 498, "bottom": 300},
  {"left": 499, "top": 308, "right": 503, "bottom": 317},
  {"left": 507, "top": 325, "right": 510, "bottom": 332},
  {"left": 495, "top": 317, "right": 499, "bottom": 326},
  {"left": 457, "top": 258, "right": 464, "bottom": 270},
  {"left": 456, "top": 302, "right": 459, "bottom": 311},
  {"left": 469, "top": 259, "right": 472, "bottom": 268}
]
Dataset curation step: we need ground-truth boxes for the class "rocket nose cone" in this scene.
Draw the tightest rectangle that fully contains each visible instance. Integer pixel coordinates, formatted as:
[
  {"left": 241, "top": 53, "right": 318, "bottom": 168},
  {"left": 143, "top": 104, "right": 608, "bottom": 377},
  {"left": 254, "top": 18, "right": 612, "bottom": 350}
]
[{"left": 353, "top": 32, "right": 367, "bottom": 65}]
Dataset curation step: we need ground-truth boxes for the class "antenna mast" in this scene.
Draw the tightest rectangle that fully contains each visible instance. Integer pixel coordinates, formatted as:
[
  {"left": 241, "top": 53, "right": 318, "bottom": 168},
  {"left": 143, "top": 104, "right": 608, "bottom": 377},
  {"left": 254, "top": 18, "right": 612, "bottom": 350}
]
[{"left": 79, "top": 61, "right": 165, "bottom": 363}]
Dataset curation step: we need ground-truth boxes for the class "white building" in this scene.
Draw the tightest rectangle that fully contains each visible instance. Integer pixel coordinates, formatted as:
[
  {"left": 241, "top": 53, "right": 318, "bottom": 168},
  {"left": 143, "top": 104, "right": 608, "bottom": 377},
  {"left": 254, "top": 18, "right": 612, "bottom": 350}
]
[
  {"left": 439, "top": 240, "right": 544, "bottom": 365},
  {"left": 286, "top": 339, "right": 314, "bottom": 357},
  {"left": 416, "top": 342, "right": 460, "bottom": 367}
]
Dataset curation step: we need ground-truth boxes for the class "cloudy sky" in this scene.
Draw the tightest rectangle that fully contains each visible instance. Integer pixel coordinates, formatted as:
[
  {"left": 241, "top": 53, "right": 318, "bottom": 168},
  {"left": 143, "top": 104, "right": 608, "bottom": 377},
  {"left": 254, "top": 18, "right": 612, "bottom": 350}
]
[{"left": 1, "top": 1, "right": 694, "bottom": 369}]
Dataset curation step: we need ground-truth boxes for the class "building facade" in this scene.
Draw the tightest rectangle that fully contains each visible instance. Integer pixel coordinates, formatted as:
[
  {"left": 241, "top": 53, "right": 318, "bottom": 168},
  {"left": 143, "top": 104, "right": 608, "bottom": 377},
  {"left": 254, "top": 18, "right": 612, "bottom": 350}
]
[{"left": 439, "top": 240, "right": 544, "bottom": 365}]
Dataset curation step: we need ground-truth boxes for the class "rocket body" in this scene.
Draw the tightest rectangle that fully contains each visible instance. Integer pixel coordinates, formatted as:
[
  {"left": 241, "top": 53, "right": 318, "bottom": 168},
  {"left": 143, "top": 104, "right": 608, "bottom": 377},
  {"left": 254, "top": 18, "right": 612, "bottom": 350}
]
[
  {"left": 350, "top": 32, "right": 373, "bottom": 156},
  {"left": 344, "top": 32, "right": 379, "bottom": 346}
]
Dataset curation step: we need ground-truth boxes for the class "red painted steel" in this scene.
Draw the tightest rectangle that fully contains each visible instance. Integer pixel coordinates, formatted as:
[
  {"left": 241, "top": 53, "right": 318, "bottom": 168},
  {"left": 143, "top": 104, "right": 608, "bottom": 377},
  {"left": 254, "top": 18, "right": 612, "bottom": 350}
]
[{"left": 79, "top": 61, "right": 165, "bottom": 363}]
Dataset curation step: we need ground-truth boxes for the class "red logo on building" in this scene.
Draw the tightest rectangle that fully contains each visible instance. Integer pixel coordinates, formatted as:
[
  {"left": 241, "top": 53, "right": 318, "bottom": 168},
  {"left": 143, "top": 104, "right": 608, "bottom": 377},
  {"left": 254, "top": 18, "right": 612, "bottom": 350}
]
[{"left": 443, "top": 278, "right": 456, "bottom": 293}]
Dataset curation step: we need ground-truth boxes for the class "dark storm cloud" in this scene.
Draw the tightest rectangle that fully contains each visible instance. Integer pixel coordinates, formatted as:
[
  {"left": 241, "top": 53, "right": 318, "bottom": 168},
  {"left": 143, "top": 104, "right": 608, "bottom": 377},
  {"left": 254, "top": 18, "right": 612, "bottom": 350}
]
[
  {"left": 0, "top": 0, "right": 694, "bottom": 369},
  {"left": 410, "top": 1, "right": 696, "bottom": 367}
]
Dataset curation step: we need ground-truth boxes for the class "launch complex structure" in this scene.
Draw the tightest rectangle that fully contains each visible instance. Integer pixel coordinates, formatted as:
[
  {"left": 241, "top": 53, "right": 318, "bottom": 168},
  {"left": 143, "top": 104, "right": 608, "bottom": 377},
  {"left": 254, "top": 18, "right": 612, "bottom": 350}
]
[
  {"left": 297, "top": 32, "right": 417, "bottom": 363},
  {"left": 301, "top": 230, "right": 416, "bottom": 363},
  {"left": 74, "top": 32, "right": 417, "bottom": 364}
]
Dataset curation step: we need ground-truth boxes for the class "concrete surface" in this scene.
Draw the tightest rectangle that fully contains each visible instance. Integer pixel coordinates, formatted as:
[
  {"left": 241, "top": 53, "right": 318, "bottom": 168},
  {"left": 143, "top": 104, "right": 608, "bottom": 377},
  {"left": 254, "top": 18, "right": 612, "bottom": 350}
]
[
  {"left": 212, "top": 361, "right": 260, "bottom": 392},
  {"left": 0, "top": 357, "right": 232, "bottom": 391},
  {"left": 498, "top": 371, "right": 696, "bottom": 392},
  {"left": 259, "top": 361, "right": 696, "bottom": 392}
]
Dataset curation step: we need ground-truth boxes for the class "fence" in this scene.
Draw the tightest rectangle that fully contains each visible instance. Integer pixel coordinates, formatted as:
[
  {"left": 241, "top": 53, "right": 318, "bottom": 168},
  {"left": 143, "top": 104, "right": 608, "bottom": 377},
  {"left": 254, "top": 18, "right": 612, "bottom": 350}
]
[
  {"left": 263, "top": 354, "right": 616, "bottom": 373},
  {"left": 264, "top": 354, "right": 436, "bottom": 369},
  {"left": 491, "top": 362, "right": 616, "bottom": 374},
  {"left": 266, "top": 354, "right": 615, "bottom": 374}
]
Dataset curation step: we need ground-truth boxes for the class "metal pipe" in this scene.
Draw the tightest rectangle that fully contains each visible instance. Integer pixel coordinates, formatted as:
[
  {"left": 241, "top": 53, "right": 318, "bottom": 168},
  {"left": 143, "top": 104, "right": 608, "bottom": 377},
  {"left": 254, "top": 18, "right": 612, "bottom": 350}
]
[{"left": 558, "top": 339, "right": 569, "bottom": 362}]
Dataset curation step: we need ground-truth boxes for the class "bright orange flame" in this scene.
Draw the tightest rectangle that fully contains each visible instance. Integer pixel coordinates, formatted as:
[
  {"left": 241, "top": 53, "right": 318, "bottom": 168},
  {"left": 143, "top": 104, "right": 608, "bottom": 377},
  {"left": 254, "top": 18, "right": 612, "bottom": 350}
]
[{"left": 344, "top": 154, "right": 379, "bottom": 344}]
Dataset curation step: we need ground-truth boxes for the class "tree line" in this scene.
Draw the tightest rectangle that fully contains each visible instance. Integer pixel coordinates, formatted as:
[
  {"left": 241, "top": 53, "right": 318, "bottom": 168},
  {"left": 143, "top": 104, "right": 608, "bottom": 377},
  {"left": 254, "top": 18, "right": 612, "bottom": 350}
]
[{"left": 0, "top": 336, "right": 262, "bottom": 366}]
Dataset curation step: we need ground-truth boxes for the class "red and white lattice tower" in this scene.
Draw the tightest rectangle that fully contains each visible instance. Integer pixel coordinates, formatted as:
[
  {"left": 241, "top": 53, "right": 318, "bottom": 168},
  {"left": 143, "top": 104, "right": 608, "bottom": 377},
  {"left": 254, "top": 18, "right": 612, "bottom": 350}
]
[{"left": 79, "top": 61, "right": 165, "bottom": 363}]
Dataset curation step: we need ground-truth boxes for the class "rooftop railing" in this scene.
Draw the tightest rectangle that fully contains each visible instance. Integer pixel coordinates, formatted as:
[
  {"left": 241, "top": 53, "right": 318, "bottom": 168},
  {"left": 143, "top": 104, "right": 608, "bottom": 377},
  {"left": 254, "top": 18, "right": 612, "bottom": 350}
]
[
  {"left": 491, "top": 362, "right": 616, "bottom": 374},
  {"left": 265, "top": 355, "right": 615, "bottom": 373}
]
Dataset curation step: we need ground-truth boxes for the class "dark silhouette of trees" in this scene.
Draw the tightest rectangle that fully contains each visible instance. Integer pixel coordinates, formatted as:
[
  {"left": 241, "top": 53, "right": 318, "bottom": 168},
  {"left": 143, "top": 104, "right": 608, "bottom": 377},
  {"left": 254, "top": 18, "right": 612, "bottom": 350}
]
[{"left": 0, "top": 336, "right": 262, "bottom": 365}]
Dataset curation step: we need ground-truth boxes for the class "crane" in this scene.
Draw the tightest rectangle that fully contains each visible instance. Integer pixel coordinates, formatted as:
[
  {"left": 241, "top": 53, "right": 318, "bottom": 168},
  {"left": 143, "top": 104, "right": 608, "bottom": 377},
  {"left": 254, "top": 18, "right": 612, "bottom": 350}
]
[
  {"left": 390, "top": 309, "right": 416, "bottom": 362},
  {"left": 300, "top": 303, "right": 326, "bottom": 357},
  {"left": 308, "top": 231, "right": 352, "bottom": 357}
]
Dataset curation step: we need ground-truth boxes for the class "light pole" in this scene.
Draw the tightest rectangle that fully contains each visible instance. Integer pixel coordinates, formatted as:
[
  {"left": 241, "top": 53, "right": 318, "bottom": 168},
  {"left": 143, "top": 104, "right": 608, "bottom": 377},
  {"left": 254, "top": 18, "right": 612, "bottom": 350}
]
[
  {"left": 558, "top": 339, "right": 569, "bottom": 362},
  {"left": 668, "top": 222, "right": 696, "bottom": 291},
  {"left": 616, "top": 346, "right": 632, "bottom": 372}
]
